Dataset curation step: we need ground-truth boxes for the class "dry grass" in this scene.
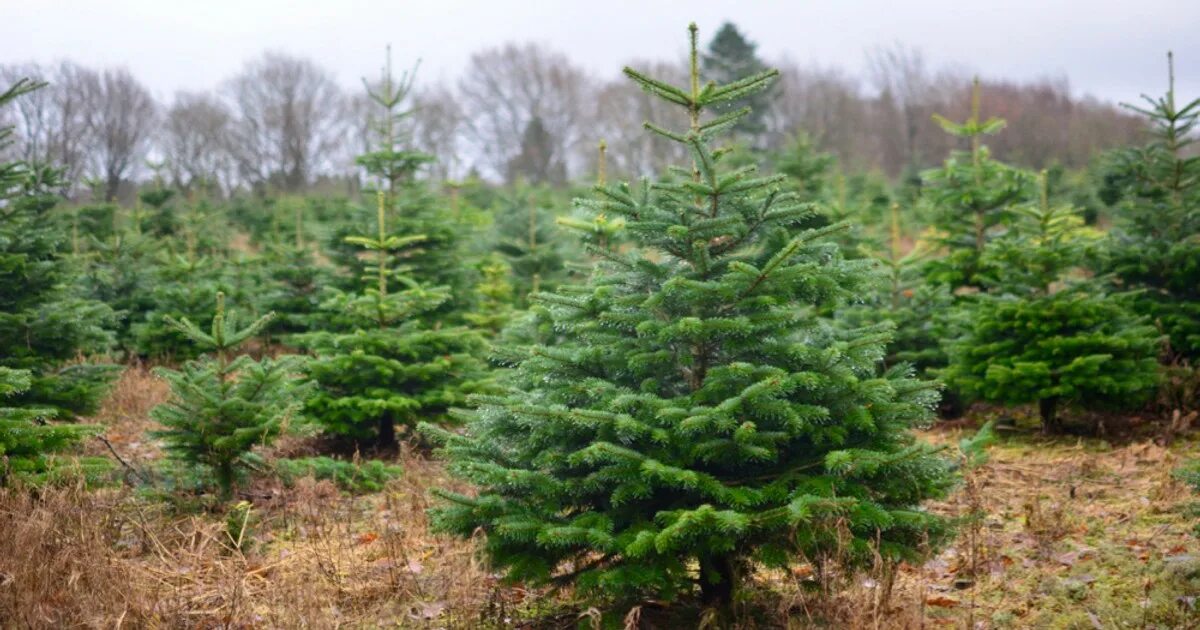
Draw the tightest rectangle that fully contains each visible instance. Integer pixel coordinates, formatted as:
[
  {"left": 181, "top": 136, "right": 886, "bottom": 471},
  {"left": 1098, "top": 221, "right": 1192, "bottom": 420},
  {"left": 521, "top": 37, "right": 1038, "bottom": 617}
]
[{"left": 3, "top": 368, "right": 1199, "bottom": 628}]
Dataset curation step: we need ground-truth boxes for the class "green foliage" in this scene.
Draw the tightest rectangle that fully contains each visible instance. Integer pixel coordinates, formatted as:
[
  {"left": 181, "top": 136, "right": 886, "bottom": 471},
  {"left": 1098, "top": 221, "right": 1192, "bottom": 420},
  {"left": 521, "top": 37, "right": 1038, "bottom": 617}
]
[
  {"left": 275, "top": 456, "right": 403, "bottom": 494},
  {"left": 150, "top": 293, "right": 309, "bottom": 498},
  {"left": 943, "top": 175, "right": 1161, "bottom": 430},
  {"left": 1099, "top": 53, "right": 1200, "bottom": 362},
  {"left": 463, "top": 254, "right": 516, "bottom": 335},
  {"left": 260, "top": 242, "right": 329, "bottom": 341},
  {"left": 774, "top": 132, "right": 835, "bottom": 203},
  {"left": 490, "top": 186, "right": 571, "bottom": 305},
  {"left": 958, "top": 420, "right": 997, "bottom": 470},
  {"left": 77, "top": 228, "right": 158, "bottom": 355},
  {"left": 0, "top": 79, "right": 117, "bottom": 419},
  {"left": 132, "top": 253, "right": 229, "bottom": 359},
  {"left": 923, "top": 80, "right": 1033, "bottom": 290},
  {"left": 425, "top": 25, "right": 953, "bottom": 608},
  {"left": 839, "top": 205, "right": 954, "bottom": 389},
  {"left": 300, "top": 194, "right": 490, "bottom": 448},
  {"left": 0, "top": 366, "right": 109, "bottom": 486}
]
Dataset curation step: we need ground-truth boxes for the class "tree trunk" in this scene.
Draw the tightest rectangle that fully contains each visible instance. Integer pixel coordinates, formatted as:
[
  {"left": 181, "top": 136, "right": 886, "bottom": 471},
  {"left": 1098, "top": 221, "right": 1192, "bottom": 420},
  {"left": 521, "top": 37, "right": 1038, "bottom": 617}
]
[
  {"left": 378, "top": 411, "right": 397, "bottom": 450},
  {"left": 1039, "top": 397, "right": 1060, "bottom": 434},
  {"left": 699, "top": 554, "right": 736, "bottom": 609},
  {"left": 105, "top": 172, "right": 121, "bottom": 202}
]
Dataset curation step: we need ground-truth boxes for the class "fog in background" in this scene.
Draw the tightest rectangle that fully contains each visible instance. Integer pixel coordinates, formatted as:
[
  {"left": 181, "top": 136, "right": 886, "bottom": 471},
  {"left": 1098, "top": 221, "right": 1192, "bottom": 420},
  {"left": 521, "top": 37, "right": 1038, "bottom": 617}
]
[{"left": 2, "top": 0, "right": 1197, "bottom": 197}]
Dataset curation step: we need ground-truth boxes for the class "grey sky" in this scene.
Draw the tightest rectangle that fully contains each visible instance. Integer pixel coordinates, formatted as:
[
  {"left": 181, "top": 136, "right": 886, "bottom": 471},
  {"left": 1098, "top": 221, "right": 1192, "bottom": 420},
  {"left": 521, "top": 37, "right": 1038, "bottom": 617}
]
[{"left": 3, "top": 0, "right": 1198, "bottom": 107}]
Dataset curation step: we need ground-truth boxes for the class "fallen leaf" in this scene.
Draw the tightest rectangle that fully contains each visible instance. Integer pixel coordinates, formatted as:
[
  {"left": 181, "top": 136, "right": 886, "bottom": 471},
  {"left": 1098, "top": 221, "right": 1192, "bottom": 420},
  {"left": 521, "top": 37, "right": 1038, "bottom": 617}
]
[
  {"left": 357, "top": 531, "right": 379, "bottom": 545},
  {"left": 925, "top": 594, "right": 960, "bottom": 608}
]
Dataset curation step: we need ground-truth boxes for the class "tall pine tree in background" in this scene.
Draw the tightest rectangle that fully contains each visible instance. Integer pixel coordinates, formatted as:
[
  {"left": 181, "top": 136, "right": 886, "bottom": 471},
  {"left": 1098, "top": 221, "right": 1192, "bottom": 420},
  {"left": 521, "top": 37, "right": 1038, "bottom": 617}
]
[
  {"left": 1100, "top": 53, "right": 1200, "bottom": 364},
  {"left": 702, "top": 21, "right": 775, "bottom": 141},
  {"left": 0, "top": 79, "right": 117, "bottom": 419},
  {"left": 425, "top": 25, "right": 952, "bottom": 611},
  {"left": 943, "top": 173, "right": 1161, "bottom": 431}
]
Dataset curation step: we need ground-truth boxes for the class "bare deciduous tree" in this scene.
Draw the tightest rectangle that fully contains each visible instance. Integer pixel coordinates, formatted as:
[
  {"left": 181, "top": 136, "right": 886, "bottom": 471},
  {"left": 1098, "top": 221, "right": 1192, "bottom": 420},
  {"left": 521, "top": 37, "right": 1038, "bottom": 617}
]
[
  {"left": 224, "top": 52, "right": 345, "bottom": 193},
  {"left": 458, "top": 43, "right": 590, "bottom": 184},
  {"left": 412, "top": 84, "right": 466, "bottom": 182},
  {"left": 80, "top": 67, "right": 158, "bottom": 201},
  {"left": 765, "top": 61, "right": 877, "bottom": 169},
  {"left": 591, "top": 59, "right": 690, "bottom": 179},
  {"left": 0, "top": 61, "right": 97, "bottom": 195},
  {"left": 161, "top": 91, "right": 234, "bottom": 194}
]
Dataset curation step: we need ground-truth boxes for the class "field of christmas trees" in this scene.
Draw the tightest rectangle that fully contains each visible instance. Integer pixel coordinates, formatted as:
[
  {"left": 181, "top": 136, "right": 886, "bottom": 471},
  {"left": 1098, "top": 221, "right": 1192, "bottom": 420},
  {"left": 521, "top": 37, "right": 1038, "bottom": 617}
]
[{"left": 2, "top": 22, "right": 1199, "bottom": 629}]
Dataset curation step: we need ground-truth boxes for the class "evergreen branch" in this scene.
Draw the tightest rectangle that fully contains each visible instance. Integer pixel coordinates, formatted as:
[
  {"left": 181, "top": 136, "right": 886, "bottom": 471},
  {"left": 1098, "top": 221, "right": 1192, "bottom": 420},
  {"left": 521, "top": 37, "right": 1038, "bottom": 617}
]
[
  {"left": 705, "top": 69, "right": 780, "bottom": 104},
  {"left": 698, "top": 107, "right": 752, "bottom": 137},
  {"left": 622, "top": 67, "right": 693, "bottom": 107},
  {"left": 643, "top": 121, "right": 689, "bottom": 143}
]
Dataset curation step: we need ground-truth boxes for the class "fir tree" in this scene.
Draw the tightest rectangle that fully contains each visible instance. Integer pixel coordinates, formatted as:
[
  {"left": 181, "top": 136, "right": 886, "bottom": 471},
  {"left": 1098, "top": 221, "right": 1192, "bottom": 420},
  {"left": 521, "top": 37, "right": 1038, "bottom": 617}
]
[
  {"left": 0, "top": 365, "right": 109, "bottom": 486},
  {"left": 491, "top": 186, "right": 570, "bottom": 305},
  {"left": 332, "top": 50, "right": 475, "bottom": 318},
  {"left": 463, "top": 254, "right": 516, "bottom": 335},
  {"left": 774, "top": 132, "right": 835, "bottom": 204},
  {"left": 943, "top": 173, "right": 1161, "bottom": 431},
  {"left": 260, "top": 239, "right": 329, "bottom": 342},
  {"left": 132, "top": 252, "right": 228, "bottom": 359},
  {"left": 300, "top": 193, "right": 489, "bottom": 449},
  {"left": 77, "top": 227, "right": 157, "bottom": 357},
  {"left": 842, "top": 204, "right": 953, "bottom": 375},
  {"left": 0, "top": 78, "right": 117, "bottom": 419},
  {"left": 424, "top": 25, "right": 952, "bottom": 611},
  {"left": 923, "top": 79, "right": 1032, "bottom": 290},
  {"left": 150, "top": 293, "right": 308, "bottom": 498},
  {"left": 1100, "top": 53, "right": 1200, "bottom": 363},
  {"left": 702, "top": 21, "right": 775, "bottom": 140}
]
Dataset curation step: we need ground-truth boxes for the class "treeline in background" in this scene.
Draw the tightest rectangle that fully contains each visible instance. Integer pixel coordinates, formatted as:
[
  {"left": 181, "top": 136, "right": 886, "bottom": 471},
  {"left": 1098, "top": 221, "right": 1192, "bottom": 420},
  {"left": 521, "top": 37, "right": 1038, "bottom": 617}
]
[{"left": 1, "top": 22, "right": 1145, "bottom": 202}]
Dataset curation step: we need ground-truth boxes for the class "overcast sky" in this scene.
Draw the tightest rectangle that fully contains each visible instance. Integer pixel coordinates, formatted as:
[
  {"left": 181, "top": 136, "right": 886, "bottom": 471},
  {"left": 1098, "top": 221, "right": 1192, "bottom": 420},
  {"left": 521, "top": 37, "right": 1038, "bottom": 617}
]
[{"left": 3, "top": 0, "right": 1198, "bottom": 107}]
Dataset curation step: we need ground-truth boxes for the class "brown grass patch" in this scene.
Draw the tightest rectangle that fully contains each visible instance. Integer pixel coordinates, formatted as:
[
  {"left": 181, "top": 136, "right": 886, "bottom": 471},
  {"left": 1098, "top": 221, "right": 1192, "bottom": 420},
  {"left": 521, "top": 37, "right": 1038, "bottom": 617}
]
[{"left": 5, "top": 368, "right": 1198, "bottom": 628}]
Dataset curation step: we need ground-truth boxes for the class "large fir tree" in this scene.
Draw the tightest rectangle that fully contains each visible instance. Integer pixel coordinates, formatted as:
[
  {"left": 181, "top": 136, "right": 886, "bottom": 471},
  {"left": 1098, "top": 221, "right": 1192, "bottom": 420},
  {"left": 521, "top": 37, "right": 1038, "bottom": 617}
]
[{"left": 425, "top": 25, "right": 953, "bottom": 610}]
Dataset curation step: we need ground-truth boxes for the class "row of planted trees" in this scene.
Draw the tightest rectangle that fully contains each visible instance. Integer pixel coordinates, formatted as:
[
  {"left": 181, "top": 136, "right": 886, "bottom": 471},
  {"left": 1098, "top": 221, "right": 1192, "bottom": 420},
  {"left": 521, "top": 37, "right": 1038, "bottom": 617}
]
[{"left": 2, "top": 26, "right": 1198, "bottom": 616}]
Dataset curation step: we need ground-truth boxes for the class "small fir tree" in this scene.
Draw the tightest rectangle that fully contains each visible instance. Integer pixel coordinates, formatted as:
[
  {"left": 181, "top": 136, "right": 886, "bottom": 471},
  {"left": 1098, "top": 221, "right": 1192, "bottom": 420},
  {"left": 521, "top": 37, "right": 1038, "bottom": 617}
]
[
  {"left": 1100, "top": 53, "right": 1200, "bottom": 363},
  {"left": 260, "top": 240, "right": 329, "bottom": 342},
  {"left": 841, "top": 204, "right": 953, "bottom": 376},
  {"left": 491, "top": 186, "right": 570, "bottom": 306},
  {"left": 132, "top": 252, "right": 229, "bottom": 359},
  {"left": 300, "top": 193, "right": 489, "bottom": 448},
  {"left": 943, "top": 173, "right": 1161, "bottom": 431},
  {"left": 463, "top": 254, "right": 516, "bottom": 335},
  {"left": 77, "top": 227, "right": 157, "bottom": 356},
  {"left": 331, "top": 50, "right": 475, "bottom": 318},
  {"left": 922, "top": 79, "right": 1032, "bottom": 290},
  {"left": 150, "top": 293, "right": 308, "bottom": 498},
  {"left": 424, "top": 25, "right": 953, "bottom": 610}
]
